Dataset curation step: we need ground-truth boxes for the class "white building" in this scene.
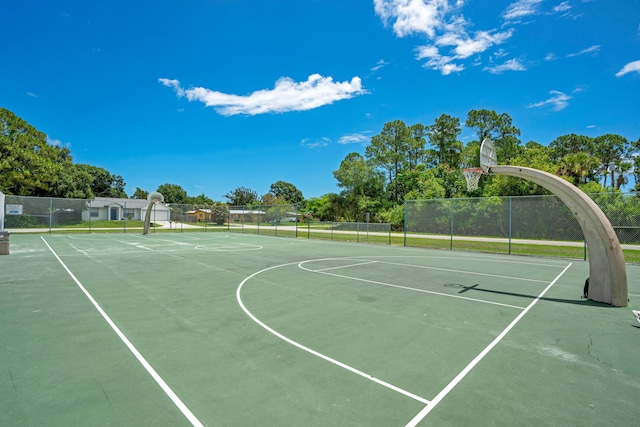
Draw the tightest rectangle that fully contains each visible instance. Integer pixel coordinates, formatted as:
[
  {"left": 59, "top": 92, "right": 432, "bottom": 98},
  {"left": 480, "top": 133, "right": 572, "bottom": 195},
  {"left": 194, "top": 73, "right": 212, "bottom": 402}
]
[{"left": 82, "top": 197, "right": 171, "bottom": 222}]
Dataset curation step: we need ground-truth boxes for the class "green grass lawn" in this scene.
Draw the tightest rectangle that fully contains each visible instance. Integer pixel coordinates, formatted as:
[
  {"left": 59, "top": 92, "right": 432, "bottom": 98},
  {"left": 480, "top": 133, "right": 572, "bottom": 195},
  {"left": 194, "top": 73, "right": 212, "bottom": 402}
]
[
  {"left": 56, "top": 220, "right": 146, "bottom": 228},
  {"left": 16, "top": 220, "right": 640, "bottom": 263}
]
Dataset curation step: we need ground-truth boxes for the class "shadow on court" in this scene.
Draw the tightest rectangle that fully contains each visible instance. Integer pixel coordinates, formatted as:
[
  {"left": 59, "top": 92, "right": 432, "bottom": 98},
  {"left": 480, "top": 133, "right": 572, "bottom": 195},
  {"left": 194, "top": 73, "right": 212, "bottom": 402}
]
[{"left": 444, "top": 283, "right": 615, "bottom": 307}]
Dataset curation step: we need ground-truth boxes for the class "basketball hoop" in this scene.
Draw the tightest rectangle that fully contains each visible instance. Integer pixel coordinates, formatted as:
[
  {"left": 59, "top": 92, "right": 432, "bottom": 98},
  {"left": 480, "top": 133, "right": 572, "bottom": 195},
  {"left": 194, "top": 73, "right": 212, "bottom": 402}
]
[
  {"left": 463, "top": 168, "right": 484, "bottom": 191},
  {"left": 147, "top": 191, "right": 164, "bottom": 204},
  {"left": 143, "top": 191, "right": 164, "bottom": 235}
]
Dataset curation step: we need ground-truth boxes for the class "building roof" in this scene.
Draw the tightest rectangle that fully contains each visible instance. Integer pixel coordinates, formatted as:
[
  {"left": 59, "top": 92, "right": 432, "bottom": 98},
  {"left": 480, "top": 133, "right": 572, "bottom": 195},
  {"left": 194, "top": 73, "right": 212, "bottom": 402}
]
[
  {"left": 229, "top": 209, "right": 265, "bottom": 215},
  {"left": 91, "top": 197, "right": 170, "bottom": 210}
]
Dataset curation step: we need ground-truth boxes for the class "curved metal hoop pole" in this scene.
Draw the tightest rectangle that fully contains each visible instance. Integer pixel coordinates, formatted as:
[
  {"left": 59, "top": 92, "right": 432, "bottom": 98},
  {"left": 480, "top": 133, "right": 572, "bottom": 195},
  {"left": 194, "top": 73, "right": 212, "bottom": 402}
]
[
  {"left": 143, "top": 192, "right": 164, "bottom": 235},
  {"left": 489, "top": 166, "right": 627, "bottom": 307}
]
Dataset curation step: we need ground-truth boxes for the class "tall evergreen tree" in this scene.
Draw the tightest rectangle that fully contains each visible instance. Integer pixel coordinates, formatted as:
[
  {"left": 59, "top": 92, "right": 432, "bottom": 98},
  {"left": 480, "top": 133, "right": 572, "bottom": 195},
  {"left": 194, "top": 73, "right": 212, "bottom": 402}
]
[{"left": 365, "top": 120, "right": 410, "bottom": 202}]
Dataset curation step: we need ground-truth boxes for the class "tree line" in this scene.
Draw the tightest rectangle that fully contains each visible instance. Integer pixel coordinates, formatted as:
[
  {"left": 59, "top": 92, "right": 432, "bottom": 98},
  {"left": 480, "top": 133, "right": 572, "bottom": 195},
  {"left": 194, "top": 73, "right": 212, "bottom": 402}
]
[
  {"left": 2, "top": 107, "right": 638, "bottom": 229},
  {"left": 0, "top": 107, "right": 307, "bottom": 208},
  {"left": 326, "top": 110, "right": 639, "bottom": 226}
]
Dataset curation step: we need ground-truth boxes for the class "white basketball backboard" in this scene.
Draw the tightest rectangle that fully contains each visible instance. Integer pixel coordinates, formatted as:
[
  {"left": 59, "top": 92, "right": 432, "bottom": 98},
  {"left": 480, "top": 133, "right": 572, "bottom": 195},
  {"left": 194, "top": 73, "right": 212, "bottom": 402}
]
[{"left": 480, "top": 138, "right": 497, "bottom": 173}]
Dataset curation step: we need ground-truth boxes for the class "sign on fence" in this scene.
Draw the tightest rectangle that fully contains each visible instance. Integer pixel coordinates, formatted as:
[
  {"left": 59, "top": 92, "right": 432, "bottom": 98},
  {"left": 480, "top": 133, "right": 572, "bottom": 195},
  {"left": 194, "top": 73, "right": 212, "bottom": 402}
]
[{"left": 6, "top": 204, "right": 23, "bottom": 215}]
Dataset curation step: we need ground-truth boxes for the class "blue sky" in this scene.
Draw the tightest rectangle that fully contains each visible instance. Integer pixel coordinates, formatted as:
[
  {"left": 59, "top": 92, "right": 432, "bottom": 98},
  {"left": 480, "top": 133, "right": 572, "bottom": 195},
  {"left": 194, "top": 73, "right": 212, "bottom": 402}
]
[{"left": 2, "top": 0, "right": 639, "bottom": 201}]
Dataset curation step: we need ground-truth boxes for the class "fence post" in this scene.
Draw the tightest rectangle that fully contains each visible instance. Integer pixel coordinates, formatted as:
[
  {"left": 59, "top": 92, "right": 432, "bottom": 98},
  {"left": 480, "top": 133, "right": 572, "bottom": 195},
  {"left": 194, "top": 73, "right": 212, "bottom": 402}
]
[
  {"left": 449, "top": 199, "right": 454, "bottom": 250},
  {"left": 403, "top": 203, "right": 407, "bottom": 247},
  {"left": 49, "top": 198, "right": 53, "bottom": 233},
  {"left": 508, "top": 196, "right": 512, "bottom": 255}
]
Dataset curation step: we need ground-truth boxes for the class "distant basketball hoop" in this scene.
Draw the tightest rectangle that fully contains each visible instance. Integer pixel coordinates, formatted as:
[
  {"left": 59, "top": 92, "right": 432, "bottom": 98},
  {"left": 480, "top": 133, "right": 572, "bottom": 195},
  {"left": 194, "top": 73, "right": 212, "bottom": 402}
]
[
  {"left": 143, "top": 192, "right": 164, "bottom": 235},
  {"left": 147, "top": 192, "right": 164, "bottom": 203}
]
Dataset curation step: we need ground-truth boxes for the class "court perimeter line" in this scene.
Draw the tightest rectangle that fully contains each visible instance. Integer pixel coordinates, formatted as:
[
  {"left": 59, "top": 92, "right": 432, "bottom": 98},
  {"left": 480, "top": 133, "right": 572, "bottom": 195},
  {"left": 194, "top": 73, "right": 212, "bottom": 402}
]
[
  {"left": 405, "top": 263, "right": 573, "bottom": 427},
  {"left": 236, "top": 261, "right": 431, "bottom": 406},
  {"left": 41, "top": 237, "right": 204, "bottom": 427}
]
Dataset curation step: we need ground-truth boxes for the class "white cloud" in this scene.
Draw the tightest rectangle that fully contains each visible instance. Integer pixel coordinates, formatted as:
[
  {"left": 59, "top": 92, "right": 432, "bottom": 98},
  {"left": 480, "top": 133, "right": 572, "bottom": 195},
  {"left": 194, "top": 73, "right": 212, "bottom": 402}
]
[
  {"left": 26, "top": 91, "right": 38, "bottom": 98},
  {"left": 301, "top": 137, "right": 330, "bottom": 149},
  {"left": 552, "top": 1, "right": 572, "bottom": 13},
  {"left": 439, "top": 29, "right": 514, "bottom": 59},
  {"left": 374, "top": 0, "right": 451, "bottom": 38},
  {"left": 375, "top": 1, "right": 514, "bottom": 75},
  {"left": 484, "top": 58, "right": 526, "bottom": 74},
  {"left": 415, "top": 45, "right": 465, "bottom": 74},
  {"left": 527, "top": 90, "right": 572, "bottom": 111},
  {"left": 566, "top": 45, "right": 600, "bottom": 57},
  {"left": 493, "top": 49, "right": 508, "bottom": 59},
  {"left": 544, "top": 52, "right": 557, "bottom": 61},
  {"left": 339, "top": 132, "right": 372, "bottom": 145},
  {"left": 371, "top": 59, "right": 390, "bottom": 72},
  {"left": 159, "top": 75, "right": 366, "bottom": 116},
  {"left": 158, "top": 78, "right": 185, "bottom": 97},
  {"left": 502, "top": 0, "right": 544, "bottom": 23},
  {"left": 615, "top": 60, "right": 640, "bottom": 77},
  {"left": 503, "top": 0, "right": 577, "bottom": 22}
]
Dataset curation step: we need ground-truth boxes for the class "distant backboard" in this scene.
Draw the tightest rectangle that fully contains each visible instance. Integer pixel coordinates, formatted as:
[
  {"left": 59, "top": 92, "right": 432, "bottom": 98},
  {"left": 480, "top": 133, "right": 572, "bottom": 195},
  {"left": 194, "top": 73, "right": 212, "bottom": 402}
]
[
  {"left": 147, "top": 191, "right": 164, "bottom": 203},
  {"left": 480, "top": 138, "right": 497, "bottom": 173}
]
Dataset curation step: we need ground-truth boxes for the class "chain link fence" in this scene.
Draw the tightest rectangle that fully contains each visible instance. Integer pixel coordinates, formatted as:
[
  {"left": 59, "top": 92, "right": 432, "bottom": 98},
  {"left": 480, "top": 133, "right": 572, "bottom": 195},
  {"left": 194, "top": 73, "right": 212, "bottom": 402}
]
[
  {"left": 404, "top": 193, "right": 640, "bottom": 259},
  {"left": 1, "top": 195, "right": 175, "bottom": 232},
  {"left": 297, "top": 221, "right": 391, "bottom": 244},
  {"left": 3, "top": 194, "right": 639, "bottom": 258}
]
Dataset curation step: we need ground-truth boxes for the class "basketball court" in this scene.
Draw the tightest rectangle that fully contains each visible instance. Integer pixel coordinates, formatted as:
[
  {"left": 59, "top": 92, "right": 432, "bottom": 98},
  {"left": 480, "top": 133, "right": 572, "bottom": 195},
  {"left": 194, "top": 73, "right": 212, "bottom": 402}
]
[{"left": 2, "top": 232, "right": 639, "bottom": 426}]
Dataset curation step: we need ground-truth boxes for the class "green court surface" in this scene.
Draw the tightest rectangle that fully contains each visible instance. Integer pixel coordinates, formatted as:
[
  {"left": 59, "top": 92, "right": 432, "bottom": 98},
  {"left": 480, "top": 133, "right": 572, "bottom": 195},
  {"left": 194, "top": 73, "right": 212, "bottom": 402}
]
[{"left": 1, "top": 233, "right": 639, "bottom": 426}]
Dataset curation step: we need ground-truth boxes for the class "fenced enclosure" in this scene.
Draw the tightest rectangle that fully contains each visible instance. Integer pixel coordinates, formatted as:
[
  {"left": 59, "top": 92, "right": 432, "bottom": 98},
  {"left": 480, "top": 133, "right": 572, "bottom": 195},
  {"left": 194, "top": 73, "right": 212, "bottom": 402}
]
[
  {"left": 0, "top": 197, "right": 392, "bottom": 244},
  {"left": 3, "top": 193, "right": 640, "bottom": 259}
]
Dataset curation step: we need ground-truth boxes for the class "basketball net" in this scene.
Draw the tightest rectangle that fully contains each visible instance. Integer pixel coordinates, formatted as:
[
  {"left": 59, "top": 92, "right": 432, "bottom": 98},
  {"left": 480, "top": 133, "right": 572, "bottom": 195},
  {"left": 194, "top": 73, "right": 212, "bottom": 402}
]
[{"left": 463, "top": 168, "right": 484, "bottom": 191}]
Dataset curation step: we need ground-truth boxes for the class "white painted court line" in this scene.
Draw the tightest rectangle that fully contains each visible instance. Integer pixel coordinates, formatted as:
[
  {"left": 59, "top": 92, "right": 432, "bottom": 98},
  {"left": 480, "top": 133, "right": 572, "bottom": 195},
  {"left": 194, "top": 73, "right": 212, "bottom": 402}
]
[
  {"left": 41, "top": 237, "right": 203, "bottom": 427},
  {"left": 236, "top": 261, "right": 431, "bottom": 406},
  {"left": 298, "top": 261, "right": 526, "bottom": 310},
  {"left": 375, "top": 259, "right": 551, "bottom": 283},
  {"left": 405, "top": 263, "right": 573, "bottom": 427},
  {"left": 312, "top": 260, "right": 379, "bottom": 272}
]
